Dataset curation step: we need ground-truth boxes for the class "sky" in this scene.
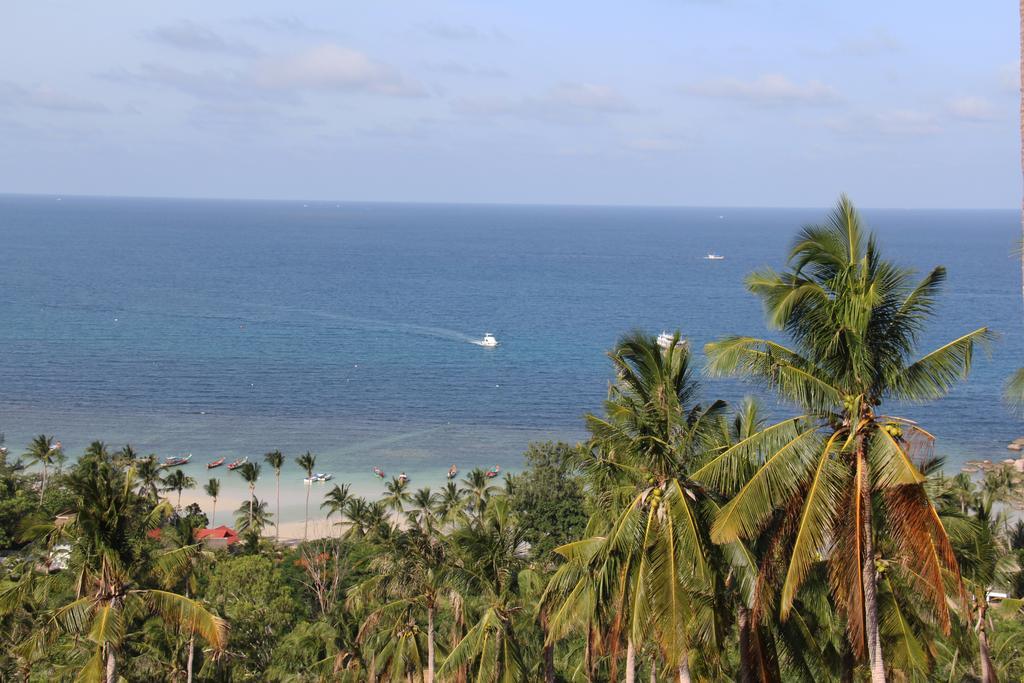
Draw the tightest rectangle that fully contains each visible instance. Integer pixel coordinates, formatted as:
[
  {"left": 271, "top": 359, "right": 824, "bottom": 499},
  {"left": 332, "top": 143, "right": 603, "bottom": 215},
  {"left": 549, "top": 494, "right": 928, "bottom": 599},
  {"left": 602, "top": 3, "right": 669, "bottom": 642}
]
[{"left": 0, "top": 1, "right": 1018, "bottom": 208}]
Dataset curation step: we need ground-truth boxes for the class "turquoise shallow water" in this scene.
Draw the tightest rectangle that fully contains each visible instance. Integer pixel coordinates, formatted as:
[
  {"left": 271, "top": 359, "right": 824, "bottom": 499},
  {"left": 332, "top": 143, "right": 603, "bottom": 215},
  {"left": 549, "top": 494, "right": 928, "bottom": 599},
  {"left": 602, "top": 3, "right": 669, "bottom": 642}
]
[{"left": 1, "top": 195, "right": 1021, "bottom": 518}]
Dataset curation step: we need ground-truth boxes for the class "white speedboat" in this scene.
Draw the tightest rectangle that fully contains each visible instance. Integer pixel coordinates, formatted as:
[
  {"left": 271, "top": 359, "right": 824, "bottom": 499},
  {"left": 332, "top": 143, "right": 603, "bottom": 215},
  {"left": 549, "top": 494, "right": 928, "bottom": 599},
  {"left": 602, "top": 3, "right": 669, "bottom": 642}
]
[
  {"left": 475, "top": 333, "right": 499, "bottom": 347},
  {"left": 704, "top": 253, "right": 724, "bottom": 260},
  {"left": 657, "top": 331, "right": 687, "bottom": 350},
  {"left": 304, "top": 473, "right": 332, "bottom": 484}
]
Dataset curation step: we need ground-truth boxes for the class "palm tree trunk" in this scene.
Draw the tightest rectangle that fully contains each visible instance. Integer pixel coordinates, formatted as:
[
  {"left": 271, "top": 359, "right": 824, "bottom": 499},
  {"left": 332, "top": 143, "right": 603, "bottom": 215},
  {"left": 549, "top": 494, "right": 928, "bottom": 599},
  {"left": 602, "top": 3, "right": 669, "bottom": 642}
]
[
  {"left": 543, "top": 641, "right": 555, "bottom": 683},
  {"left": 858, "top": 448, "right": 886, "bottom": 683},
  {"left": 426, "top": 605, "right": 435, "bottom": 683},
  {"left": 626, "top": 638, "right": 636, "bottom": 683},
  {"left": 40, "top": 462, "right": 48, "bottom": 501},
  {"left": 454, "top": 604, "right": 467, "bottom": 683},
  {"left": 304, "top": 481, "right": 311, "bottom": 540},
  {"left": 186, "top": 632, "right": 195, "bottom": 682},
  {"left": 105, "top": 647, "right": 117, "bottom": 683},
  {"left": 586, "top": 623, "right": 596, "bottom": 682},
  {"left": 211, "top": 497, "right": 217, "bottom": 526},
  {"left": 650, "top": 657, "right": 657, "bottom": 683},
  {"left": 248, "top": 484, "right": 255, "bottom": 532},
  {"left": 977, "top": 600, "right": 998, "bottom": 683},
  {"left": 276, "top": 472, "right": 281, "bottom": 542},
  {"left": 738, "top": 605, "right": 753, "bottom": 683},
  {"left": 186, "top": 585, "right": 196, "bottom": 683},
  {"left": 677, "top": 651, "right": 690, "bottom": 683},
  {"left": 177, "top": 489, "right": 182, "bottom": 509}
]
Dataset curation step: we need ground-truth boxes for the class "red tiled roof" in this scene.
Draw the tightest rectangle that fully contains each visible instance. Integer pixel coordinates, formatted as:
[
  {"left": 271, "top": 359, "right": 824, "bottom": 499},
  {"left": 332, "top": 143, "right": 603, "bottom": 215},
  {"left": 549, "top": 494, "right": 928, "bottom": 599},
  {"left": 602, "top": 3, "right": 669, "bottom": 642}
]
[{"left": 194, "top": 525, "right": 239, "bottom": 544}]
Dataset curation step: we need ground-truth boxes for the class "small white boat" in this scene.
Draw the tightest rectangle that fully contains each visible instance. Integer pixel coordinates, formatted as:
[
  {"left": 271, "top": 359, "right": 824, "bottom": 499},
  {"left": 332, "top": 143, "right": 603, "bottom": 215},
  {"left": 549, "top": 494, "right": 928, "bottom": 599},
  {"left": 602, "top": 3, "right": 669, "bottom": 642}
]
[
  {"left": 656, "top": 331, "right": 687, "bottom": 350},
  {"left": 475, "top": 333, "right": 499, "bottom": 347},
  {"left": 304, "top": 473, "right": 331, "bottom": 484},
  {"left": 704, "top": 253, "right": 724, "bottom": 261}
]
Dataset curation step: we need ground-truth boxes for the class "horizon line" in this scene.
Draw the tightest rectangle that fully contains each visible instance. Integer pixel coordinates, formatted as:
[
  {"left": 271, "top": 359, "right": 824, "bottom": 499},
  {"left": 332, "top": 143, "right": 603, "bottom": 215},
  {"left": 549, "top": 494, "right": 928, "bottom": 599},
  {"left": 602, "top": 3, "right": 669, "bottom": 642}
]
[{"left": 0, "top": 191, "right": 1016, "bottom": 213}]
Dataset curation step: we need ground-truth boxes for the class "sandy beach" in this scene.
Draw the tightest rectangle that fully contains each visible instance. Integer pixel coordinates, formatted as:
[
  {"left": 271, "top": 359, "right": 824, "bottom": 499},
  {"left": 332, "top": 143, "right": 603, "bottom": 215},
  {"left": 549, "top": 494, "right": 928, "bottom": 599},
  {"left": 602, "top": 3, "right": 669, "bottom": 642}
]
[{"left": 175, "top": 471, "right": 422, "bottom": 542}]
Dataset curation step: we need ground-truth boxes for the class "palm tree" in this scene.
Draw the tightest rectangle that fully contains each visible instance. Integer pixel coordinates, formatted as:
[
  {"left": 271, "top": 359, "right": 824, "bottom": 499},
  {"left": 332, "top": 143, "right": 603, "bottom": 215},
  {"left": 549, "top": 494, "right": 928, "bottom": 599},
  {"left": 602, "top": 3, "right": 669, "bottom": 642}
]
[
  {"left": 956, "top": 498, "right": 1020, "bottom": 683},
  {"left": 116, "top": 444, "right": 139, "bottom": 468},
  {"left": 237, "top": 462, "right": 261, "bottom": 532},
  {"left": 352, "top": 523, "right": 450, "bottom": 683},
  {"left": 696, "top": 196, "right": 990, "bottom": 682},
  {"left": 408, "top": 487, "right": 439, "bottom": 530},
  {"left": 264, "top": 450, "right": 285, "bottom": 542},
  {"left": 440, "top": 498, "right": 535, "bottom": 681},
  {"left": 136, "top": 455, "right": 164, "bottom": 502},
  {"left": 234, "top": 496, "right": 273, "bottom": 536},
  {"left": 435, "top": 481, "right": 465, "bottom": 525},
  {"left": 297, "top": 452, "right": 317, "bottom": 540},
  {"left": 156, "top": 515, "right": 216, "bottom": 683},
  {"left": 23, "top": 434, "right": 61, "bottom": 501},
  {"left": 162, "top": 469, "right": 196, "bottom": 510},
  {"left": 460, "top": 468, "right": 498, "bottom": 522},
  {"left": 0, "top": 454, "right": 225, "bottom": 682},
  {"left": 556, "top": 330, "right": 726, "bottom": 681},
  {"left": 322, "top": 483, "right": 353, "bottom": 531},
  {"left": 382, "top": 476, "right": 411, "bottom": 513},
  {"left": 203, "top": 478, "right": 221, "bottom": 526},
  {"left": 342, "top": 496, "right": 373, "bottom": 539}
]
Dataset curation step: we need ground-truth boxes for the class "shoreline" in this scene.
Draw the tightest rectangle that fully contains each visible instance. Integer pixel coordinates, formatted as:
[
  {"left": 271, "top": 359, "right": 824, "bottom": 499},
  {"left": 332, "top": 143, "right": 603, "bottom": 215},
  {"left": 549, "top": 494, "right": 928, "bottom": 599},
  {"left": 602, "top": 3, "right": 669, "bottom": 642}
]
[{"left": 175, "top": 466, "right": 483, "bottom": 539}]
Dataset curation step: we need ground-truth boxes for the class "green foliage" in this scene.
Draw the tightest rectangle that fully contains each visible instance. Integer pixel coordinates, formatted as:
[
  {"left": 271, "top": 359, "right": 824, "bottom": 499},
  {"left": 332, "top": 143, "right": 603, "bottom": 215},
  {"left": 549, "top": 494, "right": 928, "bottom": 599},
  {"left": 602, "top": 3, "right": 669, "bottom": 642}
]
[
  {"left": 507, "top": 442, "right": 588, "bottom": 566},
  {"left": 0, "top": 453, "right": 35, "bottom": 550},
  {"left": 204, "top": 554, "right": 304, "bottom": 679}
]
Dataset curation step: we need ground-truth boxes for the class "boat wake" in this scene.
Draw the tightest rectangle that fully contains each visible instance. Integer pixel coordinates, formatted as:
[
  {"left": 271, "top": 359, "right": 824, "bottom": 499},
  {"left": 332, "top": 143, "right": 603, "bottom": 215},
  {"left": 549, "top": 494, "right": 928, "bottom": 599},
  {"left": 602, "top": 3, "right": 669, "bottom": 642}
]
[{"left": 249, "top": 303, "right": 481, "bottom": 345}]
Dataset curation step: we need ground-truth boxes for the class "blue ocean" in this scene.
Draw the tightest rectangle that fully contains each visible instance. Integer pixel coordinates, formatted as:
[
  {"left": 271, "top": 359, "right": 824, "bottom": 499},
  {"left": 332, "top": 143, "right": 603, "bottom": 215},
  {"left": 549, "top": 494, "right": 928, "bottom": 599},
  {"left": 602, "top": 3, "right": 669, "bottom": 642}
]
[{"left": 1, "top": 195, "right": 1020, "bottom": 517}]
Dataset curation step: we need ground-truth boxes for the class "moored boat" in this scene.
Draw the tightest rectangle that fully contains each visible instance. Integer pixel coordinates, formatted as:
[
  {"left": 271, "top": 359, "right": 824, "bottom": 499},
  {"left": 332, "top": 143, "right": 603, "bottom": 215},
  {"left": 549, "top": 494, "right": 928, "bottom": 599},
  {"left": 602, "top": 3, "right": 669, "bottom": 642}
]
[
  {"left": 373, "top": 466, "right": 385, "bottom": 479},
  {"left": 164, "top": 454, "right": 192, "bottom": 467},
  {"left": 207, "top": 457, "right": 225, "bottom": 469},
  {"left": 227, "top": 457, "right": 248, "bottom": 471},
  {"left": 656, "top": 331, "right": 687, "bottom": 350}
]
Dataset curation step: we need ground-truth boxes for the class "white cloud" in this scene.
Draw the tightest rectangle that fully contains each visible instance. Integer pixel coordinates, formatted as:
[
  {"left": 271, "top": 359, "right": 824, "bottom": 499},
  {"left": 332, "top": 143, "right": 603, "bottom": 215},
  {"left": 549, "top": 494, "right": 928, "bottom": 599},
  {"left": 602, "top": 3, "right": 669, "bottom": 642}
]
[
  {"left": 947, "top": 96, "right": 998, "bottom": 122},
  {"left": 148, "top": 21, "right": 259, "bottom": 57},
  {"left": 825, "top": 109, "right": 941, "bottom": 136},
  {"left": 101, "top": 64, "right": 268, "bottom": 102},
  {"left": 547, "top": 83, "right": 632, "bottom": 112},
  {"left": 238, "top": 16, "right": 333, "bottom": 38},
  {"left": 805, "top": 29, "right": 902, "bottom": 58},
  {"left": 105, "top": 44, "right": 425, "bottom": 102},
  {"left": 685, "top": 74, "right": 841, "bottom": 106},
  {"left": 425, "top": 61, "right": 508, "bottom": 79},
  {"left": 625, "top": 137, "right": 688, "bottom": 153},
  {"left": 456, "top": 82, "right": 633, "bottom": 123},
  {"left": 0, "top": 81, "right": 107, "bottom": 112},
  {"left": 252, "top": 45, "right": 424, "bottom": 97},
  {"left": 418, "top": 22, "right": 508, "bottom": 42}
]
